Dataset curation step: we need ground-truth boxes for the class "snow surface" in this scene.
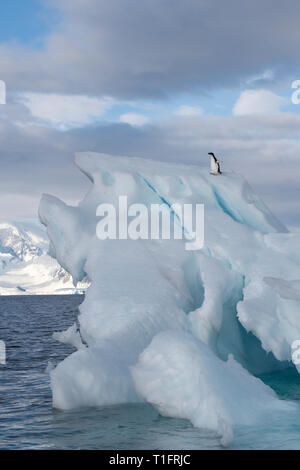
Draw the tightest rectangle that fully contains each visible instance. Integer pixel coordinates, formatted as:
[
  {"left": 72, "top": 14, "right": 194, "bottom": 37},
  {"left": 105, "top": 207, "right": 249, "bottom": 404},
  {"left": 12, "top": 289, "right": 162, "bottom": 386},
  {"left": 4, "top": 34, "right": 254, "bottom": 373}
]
[
  {"left": 131, "top": 330, "right": 296, "bottom": 447},
  {"left": 0, "top": 220, "right": 89, "bottom": 295},
  {"left": 39, "top": 152, "right": 300, "bottom": 446}
]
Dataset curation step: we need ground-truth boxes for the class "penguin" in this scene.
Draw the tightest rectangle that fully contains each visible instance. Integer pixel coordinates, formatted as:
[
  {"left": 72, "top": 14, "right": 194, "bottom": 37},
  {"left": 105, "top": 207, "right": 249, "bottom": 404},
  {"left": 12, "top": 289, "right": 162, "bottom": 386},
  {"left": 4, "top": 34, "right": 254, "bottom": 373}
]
[{"left": 208, "top": 152, "right": 222, "bottom": 175}]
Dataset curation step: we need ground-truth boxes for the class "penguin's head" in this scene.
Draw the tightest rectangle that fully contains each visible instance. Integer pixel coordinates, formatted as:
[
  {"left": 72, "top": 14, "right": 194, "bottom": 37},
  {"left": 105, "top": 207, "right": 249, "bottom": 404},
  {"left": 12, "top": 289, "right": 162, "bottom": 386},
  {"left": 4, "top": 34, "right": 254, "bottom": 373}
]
[{"left": 208, "top": 152, "right": 215, "bottom": 157}]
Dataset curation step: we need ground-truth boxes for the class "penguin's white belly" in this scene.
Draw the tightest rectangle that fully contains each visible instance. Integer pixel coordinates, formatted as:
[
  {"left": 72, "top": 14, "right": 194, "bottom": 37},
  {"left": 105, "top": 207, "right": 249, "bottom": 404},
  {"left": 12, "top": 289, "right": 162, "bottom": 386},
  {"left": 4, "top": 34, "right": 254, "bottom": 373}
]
[{"left": 210, "top": 156, "right": 219, "bottom": 174}]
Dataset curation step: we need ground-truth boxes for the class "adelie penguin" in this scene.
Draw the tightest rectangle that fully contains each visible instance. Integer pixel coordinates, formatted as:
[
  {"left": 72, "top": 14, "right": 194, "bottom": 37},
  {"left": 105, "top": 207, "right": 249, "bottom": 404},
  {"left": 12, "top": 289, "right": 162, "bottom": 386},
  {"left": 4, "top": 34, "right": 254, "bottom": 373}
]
[{"left": 208, "top": 152, "right": 222, "bottom": 175}]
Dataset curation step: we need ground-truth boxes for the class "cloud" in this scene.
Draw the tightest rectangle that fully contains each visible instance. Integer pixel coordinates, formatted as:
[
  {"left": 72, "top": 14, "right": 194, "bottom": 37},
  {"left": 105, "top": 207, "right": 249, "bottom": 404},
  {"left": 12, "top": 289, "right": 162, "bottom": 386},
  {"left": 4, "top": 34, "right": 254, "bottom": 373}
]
[
  {"left": 245, "top": 70, "right": 275, "bottom": 88},
  {"left": 0, "top": 193, "right": 41, "bottom": 220},
  {"left": 175, "top": 105, "right": 203, "bottom": 116},
  {"left": 119, "top": 112, "right": 149, "bottom": 127},
  {"left": 233, "top": 89, "right": 287, "bottom": 116},
  {"left": 17, "top": 93, "right": 115, "bottom": 129},
  {"left": 1, "top": 110, "right": 300, "bottom": 228},
  {"left": 1, "top": 1, "right": 300, "bottom": 231},
  {"left": 1, "top": 1, "right": 300, "bottom": 98}
]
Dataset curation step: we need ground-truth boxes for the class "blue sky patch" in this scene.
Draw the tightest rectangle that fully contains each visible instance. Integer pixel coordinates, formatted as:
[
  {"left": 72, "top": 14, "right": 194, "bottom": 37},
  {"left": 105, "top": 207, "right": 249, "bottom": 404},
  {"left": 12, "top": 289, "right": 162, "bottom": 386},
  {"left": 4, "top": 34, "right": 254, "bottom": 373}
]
[{"left": 0, "top": 0, "right": 59, "bottom": 46}]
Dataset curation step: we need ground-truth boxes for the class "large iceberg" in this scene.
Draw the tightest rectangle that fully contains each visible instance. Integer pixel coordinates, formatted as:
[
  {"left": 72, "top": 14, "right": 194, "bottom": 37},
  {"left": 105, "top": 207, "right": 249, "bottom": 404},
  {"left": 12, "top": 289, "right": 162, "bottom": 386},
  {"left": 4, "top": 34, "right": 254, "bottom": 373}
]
[{"left": 39, "top": 152, "right": 300, "bottom": 445}]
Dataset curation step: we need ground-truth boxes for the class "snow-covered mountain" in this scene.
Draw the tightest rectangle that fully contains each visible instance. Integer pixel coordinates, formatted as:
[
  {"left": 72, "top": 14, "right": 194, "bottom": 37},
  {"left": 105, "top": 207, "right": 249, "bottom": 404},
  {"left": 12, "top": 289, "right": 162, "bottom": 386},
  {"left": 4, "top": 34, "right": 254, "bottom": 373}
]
[{"left": 0, "top": 220, "right": 89, "bottom": 295}]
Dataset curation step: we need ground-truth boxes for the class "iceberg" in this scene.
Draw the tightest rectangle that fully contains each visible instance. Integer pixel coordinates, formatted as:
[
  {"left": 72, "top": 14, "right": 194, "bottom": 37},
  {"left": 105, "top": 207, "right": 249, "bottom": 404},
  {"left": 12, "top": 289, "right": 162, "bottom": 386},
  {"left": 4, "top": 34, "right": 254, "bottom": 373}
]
[
  {"left": 39, "top": 152, "right": 300, "bottom": 445},
  {"left": 131, "top": 330, "right": 296, "bottom": 447}
]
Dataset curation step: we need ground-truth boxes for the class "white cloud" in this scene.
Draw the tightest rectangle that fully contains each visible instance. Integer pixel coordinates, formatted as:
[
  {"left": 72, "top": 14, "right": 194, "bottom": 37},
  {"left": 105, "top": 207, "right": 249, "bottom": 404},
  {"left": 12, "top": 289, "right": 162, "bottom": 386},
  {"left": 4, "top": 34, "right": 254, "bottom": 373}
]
[
  {"left": 233, "top": 89, "right": 287, "bottom": 116},
  {"left": 245, "top": 69, "right": 274, "bottom": 86},
  {"left": 175, "top": 105, "right": 203, "bottom": 116},
  {"left": 2, "top": 1, "right": 300, "bottom": 100},
  {"left": 119, "top": 112, "right": 149, "bottom": 127},
  {"left": 0, "top": 193, "right": 39, "bottom": 220},
  {"left": 18, "top": 93, "right": 115, "bottom": 129},
  {"left": 2, "top": 109, "right": 300, "bottom": 226}
]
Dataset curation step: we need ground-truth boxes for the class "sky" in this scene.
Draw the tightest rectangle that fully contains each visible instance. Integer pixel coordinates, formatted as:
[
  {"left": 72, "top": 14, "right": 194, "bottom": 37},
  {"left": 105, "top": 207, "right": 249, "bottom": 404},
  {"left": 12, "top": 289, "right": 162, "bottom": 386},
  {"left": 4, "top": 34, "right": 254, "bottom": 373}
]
[{"left": 0, "top": 0, "right": 300, "bottom": 228}]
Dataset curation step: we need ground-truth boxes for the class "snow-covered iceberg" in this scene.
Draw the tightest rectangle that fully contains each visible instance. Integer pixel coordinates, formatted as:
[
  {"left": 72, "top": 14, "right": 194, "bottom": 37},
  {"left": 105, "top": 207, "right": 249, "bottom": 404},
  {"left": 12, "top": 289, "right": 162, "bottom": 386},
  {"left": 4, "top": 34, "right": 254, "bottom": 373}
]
[
  {"left": 131, "top": 330, "right": 296, "bottom": 447},
  {"left": 39, "top": 152, "right": 300, "bottom": 445}
]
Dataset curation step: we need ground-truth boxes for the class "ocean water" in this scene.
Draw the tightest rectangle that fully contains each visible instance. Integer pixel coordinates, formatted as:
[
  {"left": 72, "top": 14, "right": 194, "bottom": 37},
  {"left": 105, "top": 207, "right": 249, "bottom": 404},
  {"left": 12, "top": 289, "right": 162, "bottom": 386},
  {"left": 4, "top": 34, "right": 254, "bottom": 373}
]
[{"left": 0, "top": 295, "right": 300, "bottom": 450}]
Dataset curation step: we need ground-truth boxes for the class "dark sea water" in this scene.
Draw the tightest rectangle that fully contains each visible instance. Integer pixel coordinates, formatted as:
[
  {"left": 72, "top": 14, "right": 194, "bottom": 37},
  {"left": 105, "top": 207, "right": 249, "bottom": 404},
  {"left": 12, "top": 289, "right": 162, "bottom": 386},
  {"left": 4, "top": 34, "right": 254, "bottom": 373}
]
[{"left": 0, "top": 295, "right": 300, "bottom": 450}]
